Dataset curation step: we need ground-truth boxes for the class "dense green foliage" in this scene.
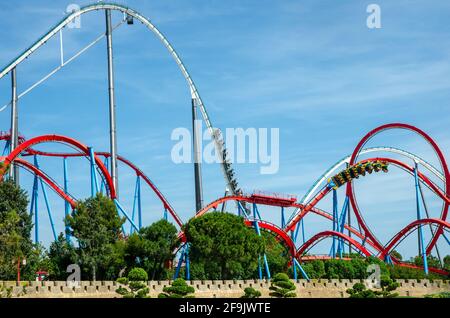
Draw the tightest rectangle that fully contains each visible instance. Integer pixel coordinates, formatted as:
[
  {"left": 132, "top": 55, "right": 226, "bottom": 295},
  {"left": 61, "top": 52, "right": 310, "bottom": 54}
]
[
  {"left": 1, "top": 181, "right": 449, "bottom": 286},
  {"left": 158, "top": 278, "right": 195, "bottom": 298},
  {"left": 346, "top": 276, "right": 399, "bottom": 298},
  {"left": 125, "top": 220, "right": 179, "bottom": 280},
  {"left": 269, "top": 273, "right": 296, "bottom": 298},
  {"left": 424, "top": 292, "right": 450, "bottom": 298},
  {"left": 241, "top": 287, "right": 261, "bottom": 298},
  {"left": 184, "top": 212, "right": 264, "bottom": 280},
  {"left": 65, "top": 194, "right": 126, "bottom": 280},
  {"left": 128, "top": 267, "right": 148, "bottom": 281},
  {"left": 0, "top": 180, "right": 45, "bottom": 280},
  {"left": 115, "top": 267, "right": 150, "bottom": 298},
  {"left": 297, "top": 254, "right": 448, "bottom": 280}
]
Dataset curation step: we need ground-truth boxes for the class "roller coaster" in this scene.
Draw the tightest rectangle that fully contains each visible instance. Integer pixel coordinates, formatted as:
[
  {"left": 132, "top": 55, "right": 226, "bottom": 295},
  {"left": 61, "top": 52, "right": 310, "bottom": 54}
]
[{"left": 0, "top": 3, "right": 449, "bottom": 281}]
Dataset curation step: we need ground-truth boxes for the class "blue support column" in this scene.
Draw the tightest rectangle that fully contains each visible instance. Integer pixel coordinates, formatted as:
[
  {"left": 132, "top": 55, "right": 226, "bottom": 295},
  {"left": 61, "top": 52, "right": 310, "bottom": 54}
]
[
  {"left": 32, "top": 155, "right": 39, "bottom": 243},
  {"left": 88, "top": 147, "right": 99, "bottom": 197},
  {"left": 293, "top": 258, "right": 310, "bottom": 281},
  {"left": 99, "top": 156, "right": 109, "bottom": 195},
  {"left": 63, "top": 157, "right": 71, "bottom": 243},
  {"left": 185, "top": 243, "right": 190, "bottom": 280},
  {"left": 173, "top": 246, "right": 186, "bottom": 279},
  {"left": 257, "top": 255, "right": 263, "bottom": 280},
  {"left": 262, "top": 253, "right": 271, "bottom": 279},
  {"left": 253, "top": 215, "right": 270, "bottom": 279},
  {"left": 331, "top": 189, "right": 338, "bottom": 258},
  {"left": 114, "top": 199, "right": 139, "bottom": 232},
  {"left": 293, "top": 222, "right": 300, "bottom": 243},
  {"left": 337, "top": 196, "right": 349, "bottom": 258},
  {"left": 237, "top": 201, "right": 249, "bottom": 219},
  {"left": 281, "top": 207, "right": 285, "bottom": 228},
  {"left": 2, "top": 139, "right": 10, "bottom": 156},
  {"left": 164, "top": 207, "right": 168, "bottom": 221},
  {"left": 414, "top": 162, "right": 428, "bottom": 275},
  {"left": 34, "top": 157, "right": 57, "bottom": 241},
  {"left": 292, "top": 260, "right": 297, "bottom": 280},
  {"left": 130, "top": 175, "right": 140, "bottom": 234}
]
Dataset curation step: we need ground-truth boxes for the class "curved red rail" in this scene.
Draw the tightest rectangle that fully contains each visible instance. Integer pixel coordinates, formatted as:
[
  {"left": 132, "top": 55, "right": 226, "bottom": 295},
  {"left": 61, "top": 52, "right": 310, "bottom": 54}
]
[
  {"left": 347, "top": 123, "right": 449, "bottom": 255},
  {"left": 296, "top": 230, "right": 372, "bottom": 258},
  {"left": 0, "top": 134, "right": 116, "bottom": 198},
  {"left": 13, "top": 158, "right": 77, "bottom": 208},
  {"left": 380, "top": 218, "right": 450, "bottom": 259}
]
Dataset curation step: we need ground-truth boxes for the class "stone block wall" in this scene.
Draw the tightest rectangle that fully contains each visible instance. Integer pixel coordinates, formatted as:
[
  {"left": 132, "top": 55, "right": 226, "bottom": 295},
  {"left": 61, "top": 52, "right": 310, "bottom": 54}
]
[{"left": 1, "top": 279, "right": 448, "bottom": 298}]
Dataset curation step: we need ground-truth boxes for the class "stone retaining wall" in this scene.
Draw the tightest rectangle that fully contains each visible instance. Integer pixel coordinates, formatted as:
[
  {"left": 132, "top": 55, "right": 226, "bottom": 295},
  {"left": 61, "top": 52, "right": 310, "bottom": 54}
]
[{"left": 1, "top": 279, "right": 448, "bottom": 298}]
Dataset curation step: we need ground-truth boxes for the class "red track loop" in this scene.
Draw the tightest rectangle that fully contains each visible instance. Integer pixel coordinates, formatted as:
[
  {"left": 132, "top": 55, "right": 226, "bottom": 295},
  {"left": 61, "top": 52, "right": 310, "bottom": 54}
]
[
  {"left": 14, "top": 158, "right": 77, "bottom": 208},
  {"left": 347, "top": 123, "right": 450, "bottom": 255},
  {"left": 380, "top": 218, "right": 450, "bottom": 259},
  {"left": 295, "top": 230, "right": 372, "bottom": 259},
  {"left": 0, "top": 134, "right": 116, "bottom": 199}
]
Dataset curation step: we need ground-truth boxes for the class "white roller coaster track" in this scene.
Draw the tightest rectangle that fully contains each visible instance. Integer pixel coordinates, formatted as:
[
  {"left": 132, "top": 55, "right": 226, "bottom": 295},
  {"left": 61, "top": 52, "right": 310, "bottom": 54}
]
[
  {"left": 287, "top": 146, "right": 446, "bottom": 225},
  {"left": 0, "top": 2, "right": 236, "bottom": 194}
]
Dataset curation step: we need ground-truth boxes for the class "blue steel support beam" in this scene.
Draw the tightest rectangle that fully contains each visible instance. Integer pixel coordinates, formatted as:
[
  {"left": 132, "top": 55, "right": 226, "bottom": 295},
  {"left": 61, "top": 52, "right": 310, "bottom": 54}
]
[
  {"left": 99, "top": 156, "right": 109, "bottom": 195},
  {"left": 257, "top": 255, "right": 263, "bottom": 280},
  {"left": 173, "top": 246, "right": 186, "bottom": 280},
  {"left": 185, "top": 243, "right": 190, "bottom": 280},
  {"left": 337, "top": 196, "right": 349, "bottom": 257},
  {"left": 414, "top": 162, "right": 428, "bottom": 275},
  {"left": 34, "top": 157, "right": 57, "bottom": 241},
  {"left": 32, "top": 155, "right": 40, "bottom": 243},
  {"left": 88, "top": 147, "right": 99, "bottom": 197},
  {"left": 2, "top": 139, "right": 10, "bottom": 156},
  {"left": 281, "top": 207, "right": 285, "bottom": 228},
  {"left": 237, "top": 201, "right": 250, "bottom": 219},
  {"left": 253, "top": 218, "right": 271, "bottom": 279},
  {"left": 293, "top": 258, "right": 310, "bottom": 281},
  {"left": 330, "top": 189, "right": 338, "bottom": 258},
  {"left": 130, "top": 175, "right": 140, "bottom": 234},
  {"left": 114, "top": 199, "right": 139, "bottom": 232}
]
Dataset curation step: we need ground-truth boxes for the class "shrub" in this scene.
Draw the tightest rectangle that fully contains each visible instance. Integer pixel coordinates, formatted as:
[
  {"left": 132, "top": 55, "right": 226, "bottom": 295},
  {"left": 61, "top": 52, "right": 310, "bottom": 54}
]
[
  {"left": 269, "top": 273, "right": 296, "bottom": 298},
  {"left": 115, "top": 268, "right": 149, "bottom": 298},
  {"left": 158, "top": 278, "right": 195, "bottom": 298},
  {"left": 241, "top": 287, "right": 261, "bottom": 298},
  {"left": 128, "top": 267, "right": 148, "bottom": 281}
]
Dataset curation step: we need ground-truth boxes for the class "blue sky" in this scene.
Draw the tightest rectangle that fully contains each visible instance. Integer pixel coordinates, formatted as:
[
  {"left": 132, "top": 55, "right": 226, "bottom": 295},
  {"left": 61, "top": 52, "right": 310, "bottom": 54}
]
[{"left": 0, "top": 0, "right": 449, "bottom": 259}]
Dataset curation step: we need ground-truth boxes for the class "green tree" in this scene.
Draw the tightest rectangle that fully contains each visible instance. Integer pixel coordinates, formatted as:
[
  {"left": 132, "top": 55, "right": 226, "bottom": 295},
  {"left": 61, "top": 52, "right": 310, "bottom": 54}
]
[
  {"left": 0, "top": 180, "right": 34, "bottom": 280},
  {"left": 115, "top": 267, "right": 149, "bottom": 298},
  {"left": 269, "top": 273, "right": 296, "bottom": 298},
  {"left": 444, "top": 255, "right": 450, "bottom": 271},
  {"left": 158, "top": 278, "right": 195, "bottom": 298},
  {"left": 378, "top": 275, "right": 399, "bottom": 298},
  {"left": 346, "top": 276, "right": 399, "bottom": 298},
  {"left": 300, "top": 260, "right": 326, "bottom": 279},
  {"left": 66, "top": 194, "right": 125, "bottom": 280},
  {"left": 241, "top": 287, "right": 261, "bottom": 298},
  {"left": 184, "top": 212, "right": 264, "bottom": 280},
  {"left": 125, "top": 219, "right": 179, "bottom": 280},
  {"left": 413, "top": 255, "right": 442, "bottom": 269},
  {"left": 47, "top": 234, "right": 78, "bottom": 280},
  {"left": 346, "top": 282, "right": 376, "bottom": 298},
  {"left": 390, "top": 250, "right": 402, "bottom": 261}
]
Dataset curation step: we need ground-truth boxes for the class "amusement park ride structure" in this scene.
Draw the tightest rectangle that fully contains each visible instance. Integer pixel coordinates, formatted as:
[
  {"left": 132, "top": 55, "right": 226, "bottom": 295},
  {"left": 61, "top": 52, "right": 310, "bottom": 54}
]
[{"left": 0, "top": 3, "right": 449, "bottom": 281}]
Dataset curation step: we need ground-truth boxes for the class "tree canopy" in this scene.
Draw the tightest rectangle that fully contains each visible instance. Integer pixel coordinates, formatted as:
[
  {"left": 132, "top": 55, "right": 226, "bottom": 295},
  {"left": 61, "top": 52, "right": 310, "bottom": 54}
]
[
  {"left": 184, "top": 212, "right": 265, "bottom": 280},
  {"left": 66, "top": 193, "right": 125, "bottom": 280}
]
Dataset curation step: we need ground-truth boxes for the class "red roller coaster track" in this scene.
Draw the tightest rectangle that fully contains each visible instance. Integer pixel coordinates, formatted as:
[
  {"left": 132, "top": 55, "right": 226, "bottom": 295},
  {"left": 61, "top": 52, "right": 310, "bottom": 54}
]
[{"left": 1, "top": 123, "right": 449, "bottom": 276}]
